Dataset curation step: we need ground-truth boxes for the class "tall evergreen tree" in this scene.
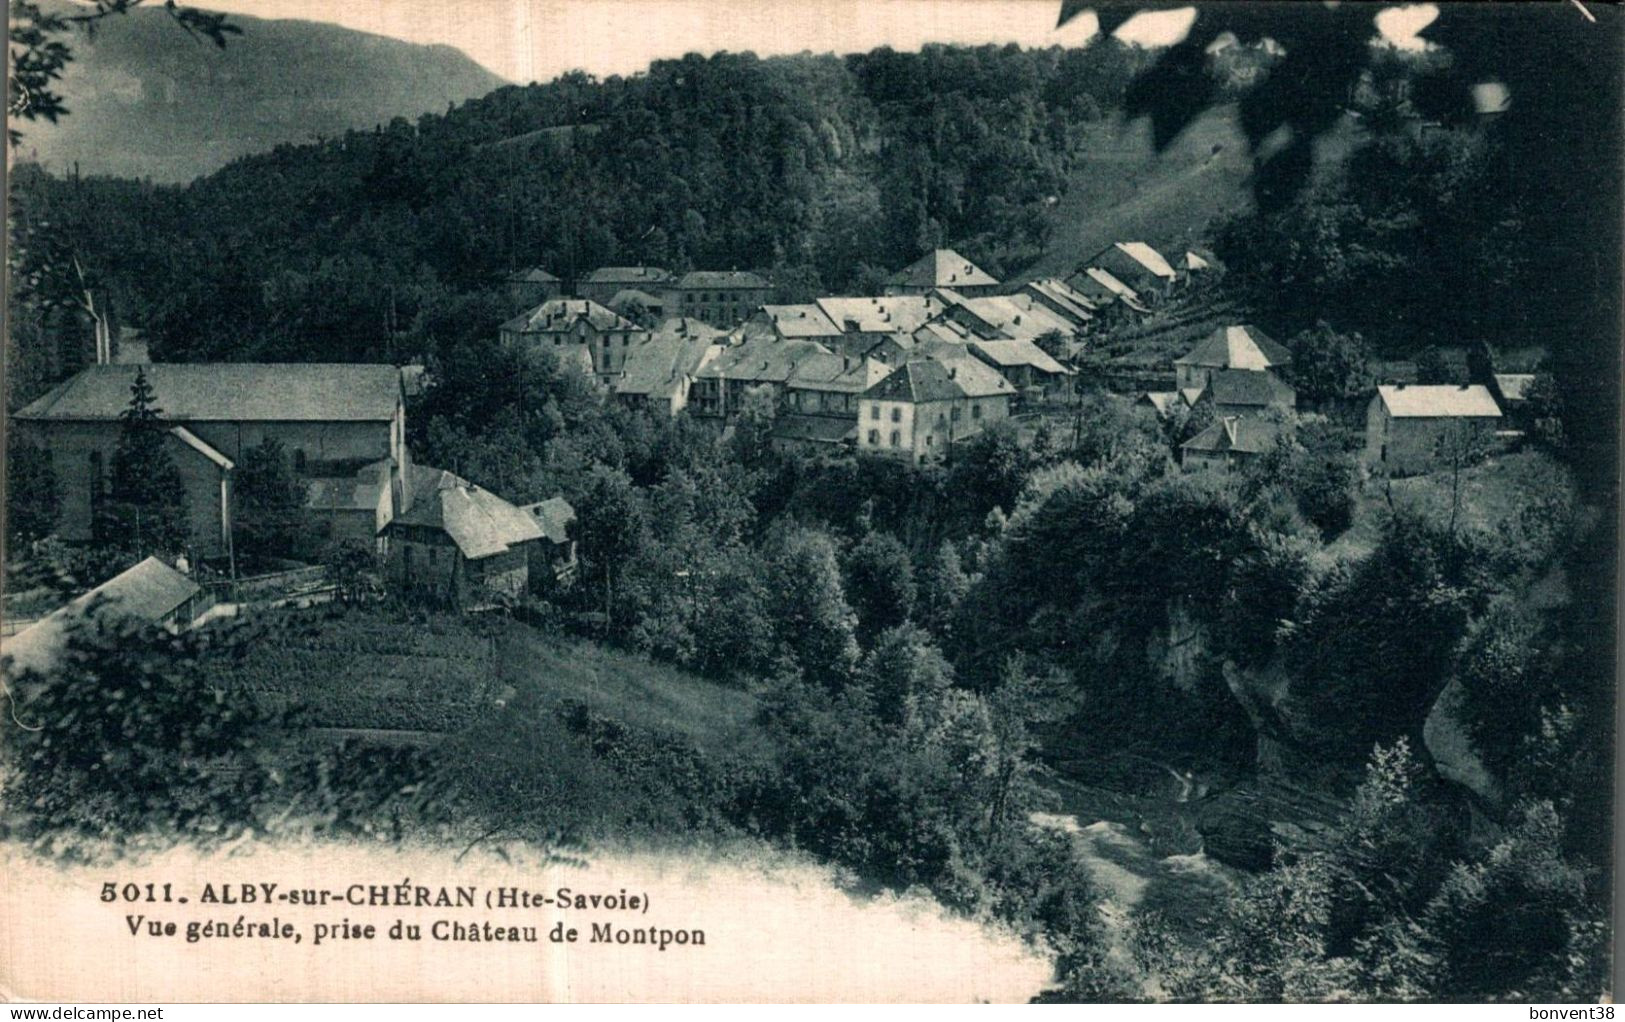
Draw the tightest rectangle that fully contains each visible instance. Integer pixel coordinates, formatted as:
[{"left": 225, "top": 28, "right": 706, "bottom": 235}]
[{"left": 96, "top": 368, "right": 188, "bottom": 558}]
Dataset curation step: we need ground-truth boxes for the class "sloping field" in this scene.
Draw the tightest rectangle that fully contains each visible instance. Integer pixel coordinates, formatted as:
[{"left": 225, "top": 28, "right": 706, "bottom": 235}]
[{"left": 1024, "top": 103, "right": 1360, "bottom": 284}]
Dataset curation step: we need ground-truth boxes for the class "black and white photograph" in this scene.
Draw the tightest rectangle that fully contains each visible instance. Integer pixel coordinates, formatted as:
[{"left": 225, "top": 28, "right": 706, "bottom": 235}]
[{"left": 0, "top": 0, "right": 1618, "bottom": 1006}]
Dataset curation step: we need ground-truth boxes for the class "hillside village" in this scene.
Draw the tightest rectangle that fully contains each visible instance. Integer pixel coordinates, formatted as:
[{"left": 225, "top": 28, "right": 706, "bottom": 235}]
[
  {"left": 6, "top": 236, "right": 1540, "bottom": 629},
  {"left": 2, "top": 11, "right": 1615, "bottom": 1004}
]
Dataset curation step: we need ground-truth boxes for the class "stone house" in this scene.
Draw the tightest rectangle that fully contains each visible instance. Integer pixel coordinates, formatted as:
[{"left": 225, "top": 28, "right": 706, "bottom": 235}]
[
  {"left": 689, "top": 337, "right": 830, "bottom": 419},
  {"left": 856, "top": 357, "right": 1015, "bottom": 463},
  {"left": 1365, "top": 384, "right": 1503, "bottom": 476},
  {"left": 11, "top": 363, "right": 407, "bottom": 560},
  {"left": 577, "top": 266, "right": 671, "bottom": 306},
  {"left": 771, "top": 353, "right": 890, "bottom": 451},
  {"left": 1180, "top": 416, "right": 1280, "bottom": 473},
  {"left": 383, "top": 466, "right": 546, "bottom": 608},
  {"left": 611, "top": 318, "right": 724, "bottom": 417},
  {"left": 662, "top": 270, "right": 773, "bottom": 328},
  {"left": 499, "top": 298, "right": 648, "bottom": 378}
]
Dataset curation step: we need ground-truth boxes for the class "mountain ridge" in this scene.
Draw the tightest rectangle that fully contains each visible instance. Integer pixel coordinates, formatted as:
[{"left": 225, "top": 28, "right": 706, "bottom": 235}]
[{"left": 16, "top": 0, "right": 507, "bottom": 183}]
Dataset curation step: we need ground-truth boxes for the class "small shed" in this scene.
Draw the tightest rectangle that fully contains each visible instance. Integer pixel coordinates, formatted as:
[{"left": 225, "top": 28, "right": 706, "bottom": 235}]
[{"left": 3, "top": 557, "right": 202, "bottom": 678}]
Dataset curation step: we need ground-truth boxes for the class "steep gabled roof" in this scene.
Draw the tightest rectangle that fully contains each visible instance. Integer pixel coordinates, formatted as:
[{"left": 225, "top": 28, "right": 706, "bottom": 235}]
[
  {"left": 947, "top": 294, "right": 1078, "bottom": 342},
  {"left": 392, "top": 466, "right": 543, "bottom": 561},
  {"left": 1174, "top": 325, "right": 1292, "bottom": 370},
  {"left": 501, "top": 298, "right": 644, "bottom": 335},
  {"left": 1021, "top": 278, "right": 1098, "bottom": 326},
  {"left": 614, "top": 321, "right": 722, "bottom": 397},
  {"left": 1182, "top": 416, "right": 1280, "bottom": 456},
  {"left": 1075, "top": 267, "right": 1143, "bottom": 305},
  {"left": 13, "top": 364, "right": 403, "bottom": 423},
  {"left": 1110, "top": 241, "right": 1178, "bottom": 281},
  {"left": 507, "top": 267, "right": 560, "bottom": 284},
  {"left": 753, "top": 304, "right": 844, "bottom": 339},
  {"left": 888, "top": 248, "right": 999, "bottom": 291},
  {"left": 863, "top": 358, "right": 1014, "bottom": 403},
  {"left": 1376, "top": 384, "right": 1503, "bottom": 419},
  {"left": 1207, "top": 368, "right": 1295, "bottom": 407}
]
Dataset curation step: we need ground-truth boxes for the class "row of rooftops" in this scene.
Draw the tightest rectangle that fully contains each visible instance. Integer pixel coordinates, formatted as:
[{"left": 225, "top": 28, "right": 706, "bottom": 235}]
[
  {"left": 530, "top": 266, "right": 772, "bottom": 290},
  {"left": 513, "top": 247, "right": 1000, "bottom": 297}
]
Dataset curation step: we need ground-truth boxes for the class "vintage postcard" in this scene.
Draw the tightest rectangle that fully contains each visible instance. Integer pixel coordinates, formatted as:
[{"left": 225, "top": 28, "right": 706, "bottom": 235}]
[{"left": 1, "top": 0, "right": 1618, "bottom": 1006}]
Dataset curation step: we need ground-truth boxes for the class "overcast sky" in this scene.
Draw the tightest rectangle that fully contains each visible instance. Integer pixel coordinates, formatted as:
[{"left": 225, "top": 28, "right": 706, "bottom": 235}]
[{"left": 183, "top": 0, "right": 1438, "bottom": 85}]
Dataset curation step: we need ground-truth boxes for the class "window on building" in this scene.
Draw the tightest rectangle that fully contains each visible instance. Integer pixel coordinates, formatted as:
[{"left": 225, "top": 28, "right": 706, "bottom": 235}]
[
  {"left": 868, "top": 429, "right": 880, "bottom": 445},
  {"left": 951, "top": 406, "right": 961, "bottom": 421},
  {"left": 890, "top": 408, "right": 901, "bottom": 423},
  {"left": 972, "top": 404, "right": 982, "bottom": 420},
  {"left": 870, "top": 406, "right": 880, "bottom": 420},
  {"left": 890, "top": 430, "right": 900, "bottom": 447}
]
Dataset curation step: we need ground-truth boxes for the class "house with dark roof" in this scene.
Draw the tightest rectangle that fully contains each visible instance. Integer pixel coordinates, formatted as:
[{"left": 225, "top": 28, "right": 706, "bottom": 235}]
[
  {"left": 1202, "top": 368, "right": 1297, "bottom": 419},
  {"left": 689, "top": 337, "right": 832, "bottom": 419},
  {"left": 1180, "top": 416, "right": 1281, "bottom": 473},
  {"left": 662, "top": 270, "right": 773, "bottom": 327},
  {"left": 885, "top": 248, "right": 1000, "bottom": 297},
  {"left": 772, "top": 353, "right": 891, "bottom": 451},
  {"left": 500, "top": 298, "right": 648, "bottom": 378},
  {"left": 612, "top": 318, "right": 724, "bottom": 417},
  {"left": 576, "top": 266, "right": 672, "bottom": 305},
  {"left": 384, "top": 466, "right": 548, "bottom": 608},
  {"left": 1365, "top": 384, "right": 1503, "bottom": 476},
  {"left": 505, "top": 267, "right": 562, "bottom": 309},
  {"left": 12, "top": 364, "right": 408, "bottom": 559},
  {"left": 857, "top": 357, "right": 1015, "bottom": 463},
  {"left": 1173, "top": 325, "right": 1292, "bottom": 391}
]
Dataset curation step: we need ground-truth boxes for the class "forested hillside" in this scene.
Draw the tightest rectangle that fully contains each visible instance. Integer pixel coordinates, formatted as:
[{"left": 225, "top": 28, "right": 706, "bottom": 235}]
[{"left": 7, "top": 42, "right": 1149, "bottom": 380}]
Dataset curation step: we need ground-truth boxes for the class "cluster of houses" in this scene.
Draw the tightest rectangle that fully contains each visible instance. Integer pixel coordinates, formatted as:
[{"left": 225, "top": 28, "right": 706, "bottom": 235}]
[
  {"left": 8, "top": 238, "right": 1534, "bottom": 629},
  {"left": 496, "top": 244, "right": 1225, "bottom": 464},
  {"left": 11, "top": 363, "right": 577, "bottom": 610},
  {"left": 1139, "top": 325, "right": 1520, "bottom": 475}
]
